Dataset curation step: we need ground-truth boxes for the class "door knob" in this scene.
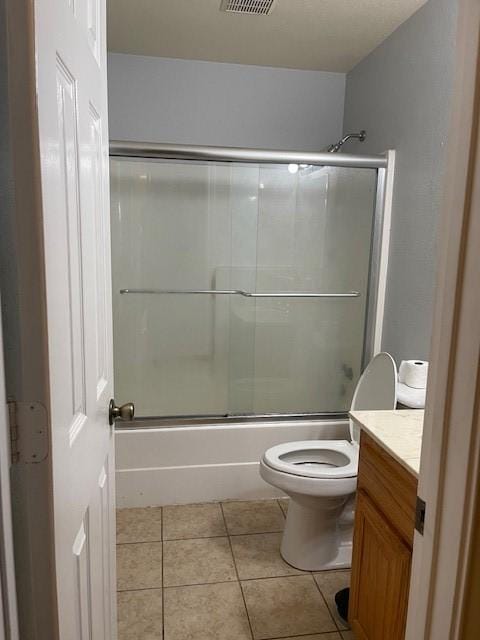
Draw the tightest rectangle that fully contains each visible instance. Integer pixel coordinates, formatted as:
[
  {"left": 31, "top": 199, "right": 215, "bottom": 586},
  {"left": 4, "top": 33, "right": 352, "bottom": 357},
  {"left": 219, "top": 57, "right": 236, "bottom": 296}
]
[{"left": 109, "top": 399, "right": 135, "bottom": 425}]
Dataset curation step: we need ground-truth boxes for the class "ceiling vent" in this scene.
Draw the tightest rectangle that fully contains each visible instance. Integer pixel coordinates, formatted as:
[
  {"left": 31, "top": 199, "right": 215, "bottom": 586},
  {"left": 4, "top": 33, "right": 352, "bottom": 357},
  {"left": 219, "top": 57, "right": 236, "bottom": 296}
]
[{"left": 220, "top": 0, "right": 277, "bottom": 16}]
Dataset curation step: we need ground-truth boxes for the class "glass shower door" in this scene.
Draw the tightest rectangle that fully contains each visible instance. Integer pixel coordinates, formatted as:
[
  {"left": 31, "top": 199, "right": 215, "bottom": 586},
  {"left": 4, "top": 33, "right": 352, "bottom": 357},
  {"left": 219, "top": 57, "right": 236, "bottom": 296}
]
[
  {"left": 228, "top": 164, "right": 377, "bottom": 415},
  {"left": 110, "top": 157, "right": 377, "bottom": 418},
  {"left": 110, "top": 159, "right": 238, "bottom": 417}
]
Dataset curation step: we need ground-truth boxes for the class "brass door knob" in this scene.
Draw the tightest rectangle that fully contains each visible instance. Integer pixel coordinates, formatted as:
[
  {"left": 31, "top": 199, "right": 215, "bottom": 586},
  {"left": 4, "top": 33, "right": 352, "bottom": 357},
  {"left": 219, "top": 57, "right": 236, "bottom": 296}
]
[{"left": 109, "top": 399, "right": 135, "bottom": 425}]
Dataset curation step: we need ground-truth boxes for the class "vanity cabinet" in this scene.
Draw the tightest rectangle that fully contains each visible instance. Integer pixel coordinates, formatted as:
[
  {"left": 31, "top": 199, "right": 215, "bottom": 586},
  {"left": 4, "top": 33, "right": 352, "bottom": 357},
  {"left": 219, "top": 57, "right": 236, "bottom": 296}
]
[{"left": 349, "top": 432, "right": 418, "bottom": 640}]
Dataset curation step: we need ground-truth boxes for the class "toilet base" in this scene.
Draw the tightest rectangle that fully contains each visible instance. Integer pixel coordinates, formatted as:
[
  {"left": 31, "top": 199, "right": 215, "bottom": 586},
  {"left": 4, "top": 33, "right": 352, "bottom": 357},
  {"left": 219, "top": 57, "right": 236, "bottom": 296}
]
[
  {"left": 281, "top": 539, "right": 352, "bottom": 572},
  {"left": 280, "top": 496, "right": 354, "bottom": 571}
]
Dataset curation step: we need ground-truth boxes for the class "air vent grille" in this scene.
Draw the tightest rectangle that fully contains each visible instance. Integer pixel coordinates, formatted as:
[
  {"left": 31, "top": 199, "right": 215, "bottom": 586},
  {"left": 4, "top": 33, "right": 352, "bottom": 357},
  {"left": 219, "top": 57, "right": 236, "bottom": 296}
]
[{"left": 220, "top": 0, "right": 276, "bottom": 16}]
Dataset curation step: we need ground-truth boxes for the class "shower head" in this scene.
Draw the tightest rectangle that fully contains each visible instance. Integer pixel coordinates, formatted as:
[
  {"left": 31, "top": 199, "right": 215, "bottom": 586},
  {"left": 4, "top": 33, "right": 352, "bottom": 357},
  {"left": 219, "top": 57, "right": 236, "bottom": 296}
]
[{"left": 327, "top": 130, "right": 366, "bottom": 153}]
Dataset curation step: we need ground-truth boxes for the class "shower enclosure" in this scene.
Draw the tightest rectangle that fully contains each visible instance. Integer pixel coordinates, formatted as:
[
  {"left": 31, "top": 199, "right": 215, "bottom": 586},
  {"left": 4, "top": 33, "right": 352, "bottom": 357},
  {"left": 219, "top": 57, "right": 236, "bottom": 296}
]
[{"left": 110, "top": 142, "right": 389, "bottom": 425}]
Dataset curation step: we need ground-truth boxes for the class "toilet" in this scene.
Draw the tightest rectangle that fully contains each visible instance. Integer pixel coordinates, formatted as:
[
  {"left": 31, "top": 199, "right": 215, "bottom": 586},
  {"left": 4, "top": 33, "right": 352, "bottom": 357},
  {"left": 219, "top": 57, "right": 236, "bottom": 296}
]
[{"left": 259, "top": 352, "right": 397, "bottom": 571}]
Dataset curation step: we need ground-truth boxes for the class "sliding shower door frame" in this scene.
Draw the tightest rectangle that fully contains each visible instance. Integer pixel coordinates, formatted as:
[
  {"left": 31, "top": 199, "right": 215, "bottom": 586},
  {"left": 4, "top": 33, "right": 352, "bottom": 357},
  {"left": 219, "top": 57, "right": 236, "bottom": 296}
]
[
  {"left": 109, "top": 141, "right": 393, "bottom": 429},
  {"left": 116, "top": 412, "right": 351, "bottom": 430},
  {"left": 109, "top": 140, "right": 388, "bottom": 168},
  {"left": 362, "top": 161, "right": 389, "bottom": 368}
]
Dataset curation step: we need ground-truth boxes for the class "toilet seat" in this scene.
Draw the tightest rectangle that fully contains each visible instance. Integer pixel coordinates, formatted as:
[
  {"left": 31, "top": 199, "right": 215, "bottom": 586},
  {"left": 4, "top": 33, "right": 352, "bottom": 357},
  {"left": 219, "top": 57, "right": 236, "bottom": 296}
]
[
  {"left": 261, "top": 353, "right": 397, "bottom": 484},
  {"left": 262, "top": 440, "right": 358, "bottom": 479},
  {"left": 349, "top": 352, "right": 398, "bottom": 445}
]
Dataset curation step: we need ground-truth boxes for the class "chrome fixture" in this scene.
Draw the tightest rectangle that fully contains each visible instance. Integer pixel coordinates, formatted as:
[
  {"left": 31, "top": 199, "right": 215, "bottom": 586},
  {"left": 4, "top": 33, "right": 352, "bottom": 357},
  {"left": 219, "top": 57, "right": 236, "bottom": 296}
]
[
  {"left": 109, "top": 140, "right": 386, "bottom": 169},
  {"left": 109, "top": 399, "right": 135, "bottom": 426},
  {"left": 327, "top": 130, "right": 367, "bottom": 153},
  {"left": 119, "top": 289, "right": 360, "bottom": 299}
]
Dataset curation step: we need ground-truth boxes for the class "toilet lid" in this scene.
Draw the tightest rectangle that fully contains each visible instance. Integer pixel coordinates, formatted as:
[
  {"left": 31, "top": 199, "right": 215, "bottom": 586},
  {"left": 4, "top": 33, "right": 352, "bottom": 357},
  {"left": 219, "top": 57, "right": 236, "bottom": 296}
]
[
  {"left": 262, "top": 440, "right": 359, "bottom": 479},
  {"left": 349, "top": 352, "right": 397, "bottom": 444}
]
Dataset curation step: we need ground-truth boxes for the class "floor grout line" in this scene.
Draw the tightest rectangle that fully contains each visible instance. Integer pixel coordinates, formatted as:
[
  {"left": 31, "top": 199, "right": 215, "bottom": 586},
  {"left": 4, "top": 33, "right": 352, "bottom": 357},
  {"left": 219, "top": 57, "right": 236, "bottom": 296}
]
[
  {"left": 116, "top": 538, "right": 163, "bottom": 545},
  {"left": 276, "top": 498, "right": 289, "bottom": 518},
  {"left": 228, "top": 529, "right": 284, "bottom": 537},
  {"left": 117, "top": 530, "right": 290, "bottom": 545},
  {"left": 117, "top": 586, "right": 164, "bottom": 594},
  {"left": 161, "top": 506, "right": 165, "bottom": 640},
  {"left": 164, "top": 578, "right": 240, "bottom": 590},
  {"left": 266, "top": 631, "right": 344, "bottom": 639},
  {"left": 311, "top": 575, "right": 345, "bottom": 634},
  {"left": 118, "top": 574, "right": 349, "bottom": 592},
  {"left": 163, "top": 533, "right": 228, "bottom": 542},
  {"left": 238, "top": 574, "right": 315, "bottom": 583},
  {"left": 220, "top": 502, "right": 255, "bottom": 640}
]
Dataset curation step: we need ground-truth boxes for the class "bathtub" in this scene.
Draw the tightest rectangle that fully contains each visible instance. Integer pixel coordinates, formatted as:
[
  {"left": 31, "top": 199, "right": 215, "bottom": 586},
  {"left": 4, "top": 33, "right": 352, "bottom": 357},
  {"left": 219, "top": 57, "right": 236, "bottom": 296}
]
[{"left": 115, "top": 417, "right": 349, "bottom": 507}]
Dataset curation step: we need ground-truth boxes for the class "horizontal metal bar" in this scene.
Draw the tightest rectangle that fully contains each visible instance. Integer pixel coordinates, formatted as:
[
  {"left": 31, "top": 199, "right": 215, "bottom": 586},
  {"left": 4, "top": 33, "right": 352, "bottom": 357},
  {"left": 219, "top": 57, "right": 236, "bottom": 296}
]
[
  {"left": 114, "top": 412, "right": 350, "bottom": 430},
  {"left": 120, "top": 288, "right": 236, "bottom": 296},
  {"left": 119, "top": 288, "right": 360, "bottom": 299},
  {"left": 109, "top": 140, "right": 387, "bottom": 169},
  {"left": 242, "top": 291, "right": 360, "bottom": 298}
]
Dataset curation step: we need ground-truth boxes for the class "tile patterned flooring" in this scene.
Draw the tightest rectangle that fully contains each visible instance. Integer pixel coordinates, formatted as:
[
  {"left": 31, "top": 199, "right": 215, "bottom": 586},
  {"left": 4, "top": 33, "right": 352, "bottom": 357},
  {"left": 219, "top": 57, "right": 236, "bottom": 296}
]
[{"left": 116, "top": 499, "right": 354, "bottom": 640}]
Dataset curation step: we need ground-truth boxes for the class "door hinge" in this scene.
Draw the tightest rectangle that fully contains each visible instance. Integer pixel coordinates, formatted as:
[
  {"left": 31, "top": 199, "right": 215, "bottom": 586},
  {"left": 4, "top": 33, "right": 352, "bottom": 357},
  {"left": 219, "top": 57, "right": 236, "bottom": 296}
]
[
  {"left": 7, "top": 401, "right": 49, "bottom": 464},
  {"left": 415, "top": 496, "right": 426, "bottom": 535}
]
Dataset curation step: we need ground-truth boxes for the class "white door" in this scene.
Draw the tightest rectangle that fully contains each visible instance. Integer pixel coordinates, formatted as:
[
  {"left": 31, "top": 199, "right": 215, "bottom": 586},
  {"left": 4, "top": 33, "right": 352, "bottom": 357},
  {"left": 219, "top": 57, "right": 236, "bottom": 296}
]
[
  {"left": 35, "top": 0, "right": 117, "bottom": 637},
  {"left": 0, "top": 307, "right": 19, "bottom": 640}
]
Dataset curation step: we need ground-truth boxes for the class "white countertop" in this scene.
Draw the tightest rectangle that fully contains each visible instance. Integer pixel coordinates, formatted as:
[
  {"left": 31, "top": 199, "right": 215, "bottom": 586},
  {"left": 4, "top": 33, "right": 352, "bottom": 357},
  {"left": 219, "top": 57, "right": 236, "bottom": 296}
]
[{"left": 349, "top": 409, "right": 424, "bottom": 478}]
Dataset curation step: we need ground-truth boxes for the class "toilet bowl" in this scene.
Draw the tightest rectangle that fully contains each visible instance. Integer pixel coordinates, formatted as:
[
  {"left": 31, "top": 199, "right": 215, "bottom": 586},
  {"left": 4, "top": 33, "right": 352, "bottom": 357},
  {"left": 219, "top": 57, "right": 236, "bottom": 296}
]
[{"left": 259, "top": 352, "right": 397, "bottom": 571}]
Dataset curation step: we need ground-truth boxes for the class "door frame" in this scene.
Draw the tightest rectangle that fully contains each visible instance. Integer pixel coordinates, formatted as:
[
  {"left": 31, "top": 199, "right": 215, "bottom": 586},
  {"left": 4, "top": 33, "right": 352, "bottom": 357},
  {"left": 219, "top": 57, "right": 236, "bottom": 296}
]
[
  {"left": 405, "top": 0, "right": 480, "bottom": 637},
  {"left": 2, "top": 0, "right": 58, "bottom": 638},
  {"left": 0, "top": 306, "right": 19, "bottom": 640}
]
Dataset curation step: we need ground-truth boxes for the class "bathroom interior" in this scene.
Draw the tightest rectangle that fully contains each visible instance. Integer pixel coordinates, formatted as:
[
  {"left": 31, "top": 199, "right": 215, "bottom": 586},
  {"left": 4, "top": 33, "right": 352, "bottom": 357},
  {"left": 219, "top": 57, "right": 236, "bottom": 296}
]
[{"left": 108, "top": 1, "right": 457, "bottom": 639}]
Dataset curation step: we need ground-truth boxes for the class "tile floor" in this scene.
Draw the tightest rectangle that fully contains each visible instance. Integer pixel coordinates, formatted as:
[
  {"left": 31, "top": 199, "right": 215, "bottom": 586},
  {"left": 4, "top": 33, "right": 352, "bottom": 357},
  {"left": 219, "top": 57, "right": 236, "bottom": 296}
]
[{"left": 116, "top": 498, "right": 354, "bottom": 640}]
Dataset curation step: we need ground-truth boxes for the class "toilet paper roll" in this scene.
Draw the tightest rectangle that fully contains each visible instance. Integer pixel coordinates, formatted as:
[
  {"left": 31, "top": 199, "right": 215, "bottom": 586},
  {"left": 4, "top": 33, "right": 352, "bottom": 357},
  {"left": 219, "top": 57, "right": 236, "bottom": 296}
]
[{"left": 398, "top": 360, "right": 429, "bottom": 389}]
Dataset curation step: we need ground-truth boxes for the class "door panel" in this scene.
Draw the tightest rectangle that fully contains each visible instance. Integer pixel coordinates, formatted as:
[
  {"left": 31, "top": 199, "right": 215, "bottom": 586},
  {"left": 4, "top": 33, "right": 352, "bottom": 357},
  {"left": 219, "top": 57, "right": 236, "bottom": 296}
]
[
  {"left": 55, "top": 56, "right": 88, "bottom": 441},
  {"left": 89, "top": 459, "right": 114, "bottom": 640},
  {"left": 35, "top": 0, "right": 115, "bottom": 637},
  {"left": 349, "top": 490, "right": 411, "bottom": 640},
  {"left": 72, "top": 520, "right": 92, "bottom": 640},
  {"left": 88, "top": 103, "right": 111, "bottom": 400}
]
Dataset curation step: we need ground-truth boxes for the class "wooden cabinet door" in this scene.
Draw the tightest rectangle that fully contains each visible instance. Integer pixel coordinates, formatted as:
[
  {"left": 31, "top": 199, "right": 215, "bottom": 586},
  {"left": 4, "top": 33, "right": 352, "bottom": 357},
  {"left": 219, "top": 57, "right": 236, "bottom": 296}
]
[{"left": 349, "top": 490, "right": 412, "bottom": 640}]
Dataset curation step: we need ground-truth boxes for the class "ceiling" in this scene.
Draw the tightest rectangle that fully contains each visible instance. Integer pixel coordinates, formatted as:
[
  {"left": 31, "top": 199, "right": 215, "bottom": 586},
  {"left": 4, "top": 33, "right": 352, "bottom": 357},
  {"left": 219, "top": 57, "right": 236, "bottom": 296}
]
[{"left": 107, "top": 0, "right": 427, "bottom": 73}]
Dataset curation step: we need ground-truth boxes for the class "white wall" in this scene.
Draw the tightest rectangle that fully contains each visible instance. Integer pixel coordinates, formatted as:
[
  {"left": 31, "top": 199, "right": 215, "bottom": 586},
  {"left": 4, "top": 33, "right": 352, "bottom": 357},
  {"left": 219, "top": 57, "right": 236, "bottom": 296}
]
[
  {"left": 343, "top": 0, "right": 459, "bottom": 363},
  {"left": 107, "top": 53, "right": 345, "bottom": 151}
]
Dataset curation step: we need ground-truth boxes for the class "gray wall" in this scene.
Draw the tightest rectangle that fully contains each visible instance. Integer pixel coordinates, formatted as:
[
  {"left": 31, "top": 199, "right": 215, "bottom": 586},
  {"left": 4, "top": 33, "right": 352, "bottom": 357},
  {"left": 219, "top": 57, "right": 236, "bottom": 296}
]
[
  {"left": 343, "top": 0, "right": 458, "bottom": 363},
  {"left": 107, "top": 53, "right": 345, "bottom": 151}
]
